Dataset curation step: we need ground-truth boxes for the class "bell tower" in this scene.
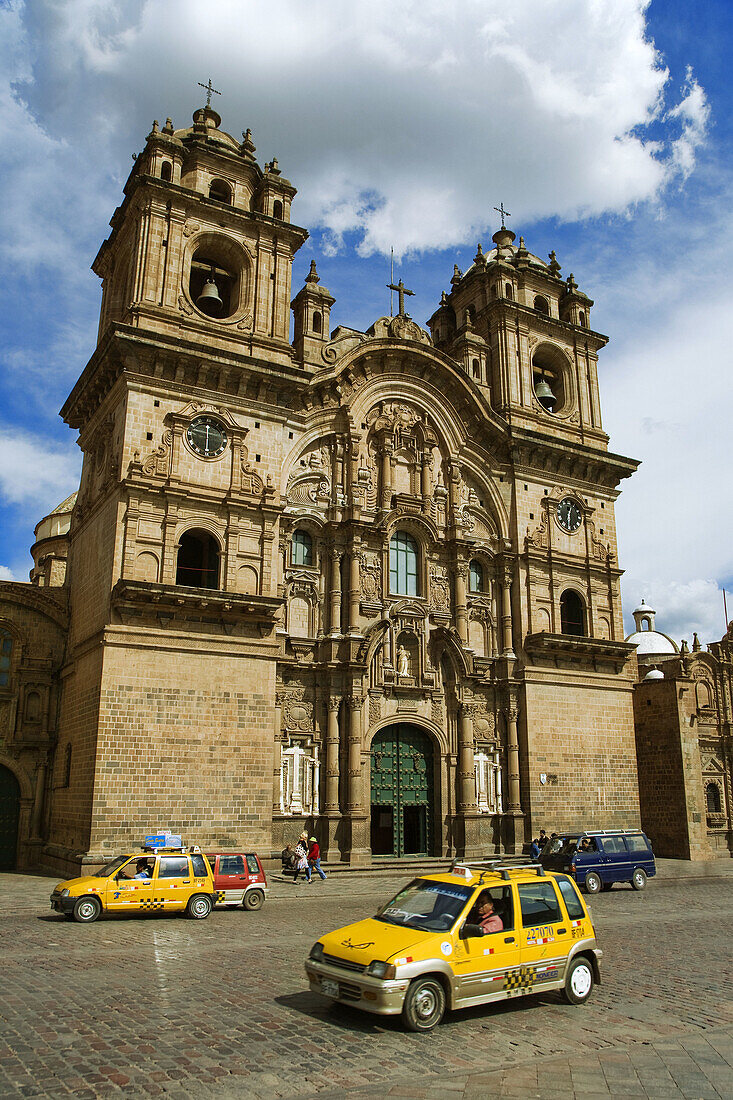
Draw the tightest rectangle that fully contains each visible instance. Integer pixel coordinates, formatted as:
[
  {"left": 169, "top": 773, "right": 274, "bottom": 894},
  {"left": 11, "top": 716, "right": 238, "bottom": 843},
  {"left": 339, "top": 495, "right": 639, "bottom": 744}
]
[{"left": 51, "top": 102, "right": 309, "bottom": 872}]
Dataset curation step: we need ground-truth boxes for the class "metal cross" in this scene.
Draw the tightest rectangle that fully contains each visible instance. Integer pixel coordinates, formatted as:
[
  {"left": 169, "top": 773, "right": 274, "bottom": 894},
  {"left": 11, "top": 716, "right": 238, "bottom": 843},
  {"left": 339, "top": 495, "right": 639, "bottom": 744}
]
[
  {"left": 386, "top": 278, "right": 415, "bottom": 317},
  {"left": 198, "top": 78, "right": 221, "bottom": 107},
  {"left": 494, "top": 202, "right": 511, "bottom": 228}
]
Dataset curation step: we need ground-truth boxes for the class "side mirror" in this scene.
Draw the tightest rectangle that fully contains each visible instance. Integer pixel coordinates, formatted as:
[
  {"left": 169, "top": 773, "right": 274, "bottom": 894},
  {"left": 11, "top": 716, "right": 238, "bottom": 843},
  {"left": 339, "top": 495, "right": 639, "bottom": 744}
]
[{"left": 459, "top": 922, "right": 484, "bottom": 940}]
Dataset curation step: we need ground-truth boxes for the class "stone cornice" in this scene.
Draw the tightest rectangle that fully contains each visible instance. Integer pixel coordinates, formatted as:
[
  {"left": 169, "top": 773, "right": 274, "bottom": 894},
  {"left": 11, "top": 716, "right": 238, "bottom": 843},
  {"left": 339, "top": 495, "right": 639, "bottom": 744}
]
[
  {"left": 110, "top": 579, "right": 283, "bottom": 625},
  {"left": 0, "top": 582, "right": 69, "bottom": 630},
  {"left": 524, "top": 632, "right": 635, "bottom": 672},
  {"left": 510, "top": 427, "right": 638, "bottom": 489}
]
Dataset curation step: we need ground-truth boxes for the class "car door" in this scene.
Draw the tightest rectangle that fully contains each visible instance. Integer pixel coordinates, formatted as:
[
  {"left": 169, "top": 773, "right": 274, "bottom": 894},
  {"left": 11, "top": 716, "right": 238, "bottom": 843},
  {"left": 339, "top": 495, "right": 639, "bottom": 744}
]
[
  {"left": 600, "top": 835, "right": 631, "bottom": 883},
  {"left": 452, "top": 885, "right": 520, "bottom": 1004},
  {"left": 155, "top": 854, "right": 192, "bottom": 910},
  {"left": 216, "top": 854, "right": 247, "bottom": 902},
  {"left": 105, "top": 856, "right": 155, "bottom": 911},
  {"left": 517, "top": 879, "right": 570, "bottom": 992}
]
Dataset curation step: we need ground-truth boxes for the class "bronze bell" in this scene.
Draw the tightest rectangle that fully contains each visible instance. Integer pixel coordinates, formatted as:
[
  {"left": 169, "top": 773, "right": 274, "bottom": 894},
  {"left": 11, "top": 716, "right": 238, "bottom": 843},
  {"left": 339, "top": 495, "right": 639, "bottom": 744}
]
[
  {"left": 197, "top": 275, "right": 223, "bottom": 315},
  {"left": 534, "top": 375, "right": 555, "bottom": 410}
]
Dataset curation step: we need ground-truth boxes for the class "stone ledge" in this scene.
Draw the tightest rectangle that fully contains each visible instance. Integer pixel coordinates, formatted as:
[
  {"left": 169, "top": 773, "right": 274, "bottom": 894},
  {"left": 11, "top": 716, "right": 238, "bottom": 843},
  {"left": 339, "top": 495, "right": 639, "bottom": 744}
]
[
  {"left": 524, "top": 632, "right": 635, "bottom": 672},
  {"left": 110, "top": 579, "right": 283, "bottom": 623}
]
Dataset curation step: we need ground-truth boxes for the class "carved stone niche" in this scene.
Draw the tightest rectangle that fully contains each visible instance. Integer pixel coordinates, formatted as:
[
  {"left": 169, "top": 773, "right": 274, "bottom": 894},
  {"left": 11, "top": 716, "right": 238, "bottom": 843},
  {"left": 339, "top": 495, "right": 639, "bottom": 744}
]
[{"left": 286, "top": 443, "right": 332, "bottom": 507}]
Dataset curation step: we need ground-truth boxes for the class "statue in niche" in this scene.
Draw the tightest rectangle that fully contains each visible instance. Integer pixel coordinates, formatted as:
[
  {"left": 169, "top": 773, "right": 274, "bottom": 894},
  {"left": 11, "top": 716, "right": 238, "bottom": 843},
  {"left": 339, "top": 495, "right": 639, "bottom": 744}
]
[{"left": 397, "top": 645, "right": 411, "bottom": 678}]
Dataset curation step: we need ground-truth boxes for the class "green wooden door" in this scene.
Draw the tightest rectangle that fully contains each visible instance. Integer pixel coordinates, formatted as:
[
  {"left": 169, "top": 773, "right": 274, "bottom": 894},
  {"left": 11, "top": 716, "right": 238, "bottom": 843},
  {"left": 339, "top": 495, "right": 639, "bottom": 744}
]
[
  {"left": 0, "top": 766, "right": 20, "bottom": 871},
  {"left": 370, "top": 725, "right": 433, "bottom": 856}
]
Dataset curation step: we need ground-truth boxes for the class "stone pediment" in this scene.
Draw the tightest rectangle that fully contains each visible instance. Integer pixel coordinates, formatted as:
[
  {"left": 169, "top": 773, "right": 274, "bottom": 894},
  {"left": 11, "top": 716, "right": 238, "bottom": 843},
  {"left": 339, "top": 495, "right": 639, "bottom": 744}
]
[{"left": 366, "top": 315, "right": 432, "bottom": 345}]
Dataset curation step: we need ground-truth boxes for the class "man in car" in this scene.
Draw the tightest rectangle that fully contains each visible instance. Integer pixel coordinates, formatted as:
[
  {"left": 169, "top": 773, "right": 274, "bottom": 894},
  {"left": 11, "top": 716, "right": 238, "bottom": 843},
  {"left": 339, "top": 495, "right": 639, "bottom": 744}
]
[
  {"left": 133, "top": 858, "right": 152, "bottom": 879},
  {"left": 477, "top": 894, "right": 503, "bottom": 934}
]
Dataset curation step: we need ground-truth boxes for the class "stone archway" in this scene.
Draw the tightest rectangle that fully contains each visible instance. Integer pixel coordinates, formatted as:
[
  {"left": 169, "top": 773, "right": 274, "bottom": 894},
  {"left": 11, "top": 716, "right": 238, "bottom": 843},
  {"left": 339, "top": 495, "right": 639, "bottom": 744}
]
[
  {"left": 0, "top": 765, "right": 20, "bottom": 871},
  {"left": 370, "top": 724, "right": 435, "bottom": 857}
]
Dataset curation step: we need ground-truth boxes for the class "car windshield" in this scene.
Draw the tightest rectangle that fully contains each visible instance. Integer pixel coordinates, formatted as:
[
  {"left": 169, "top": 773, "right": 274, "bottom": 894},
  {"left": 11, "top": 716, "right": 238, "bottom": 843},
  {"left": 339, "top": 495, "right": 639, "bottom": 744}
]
[
  {"left": 375, "top": 878, "right": 473, "bottom": 932},
  {"left": 548, "top": 836, "right": 579, "bottom": 856},
  {"left": 95, "top": 856, "right": 131, "bottom": 877}
]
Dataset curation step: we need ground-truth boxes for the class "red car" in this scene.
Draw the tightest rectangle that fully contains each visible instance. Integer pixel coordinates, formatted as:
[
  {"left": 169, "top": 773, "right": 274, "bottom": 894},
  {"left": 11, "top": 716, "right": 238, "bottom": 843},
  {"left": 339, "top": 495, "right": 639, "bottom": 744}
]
[{"left": 206, "top": 852, "right": 268, "bottom": 911}]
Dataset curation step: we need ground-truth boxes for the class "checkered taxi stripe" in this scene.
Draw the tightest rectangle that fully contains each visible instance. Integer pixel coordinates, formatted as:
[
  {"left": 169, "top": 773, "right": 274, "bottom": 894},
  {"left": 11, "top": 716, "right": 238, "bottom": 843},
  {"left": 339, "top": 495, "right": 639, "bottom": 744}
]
[
  {"left": 504, "top": 965, "right": 536, "bottom": 991},
  {"left": 216, "top": 892, "right": 226, "bottom": 904},
  {"left": 139, "top": 899, "right": 165, "bottom": 910}
]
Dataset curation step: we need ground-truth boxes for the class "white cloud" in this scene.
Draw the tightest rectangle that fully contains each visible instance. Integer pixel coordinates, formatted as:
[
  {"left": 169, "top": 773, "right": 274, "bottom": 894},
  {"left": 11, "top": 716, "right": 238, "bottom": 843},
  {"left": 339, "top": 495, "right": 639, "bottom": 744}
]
[
  {"left": 0, "top": 0, "right": 709, "bottom": 263},
  {"left": 0, "top": 429, "right": 80, "bottom": 513},
  {"left": 0, "top": 566, "right": 18, "bottom": 582},
  {"left": 622, "top": 578, "right": 728, "bottom": 648}
]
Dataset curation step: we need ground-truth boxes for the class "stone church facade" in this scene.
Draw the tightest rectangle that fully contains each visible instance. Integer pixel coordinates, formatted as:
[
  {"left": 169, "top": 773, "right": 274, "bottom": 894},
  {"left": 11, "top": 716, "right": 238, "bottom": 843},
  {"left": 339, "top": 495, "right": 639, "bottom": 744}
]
[{"left": 0, "top": 104, "right": 643, "bottom": 876}]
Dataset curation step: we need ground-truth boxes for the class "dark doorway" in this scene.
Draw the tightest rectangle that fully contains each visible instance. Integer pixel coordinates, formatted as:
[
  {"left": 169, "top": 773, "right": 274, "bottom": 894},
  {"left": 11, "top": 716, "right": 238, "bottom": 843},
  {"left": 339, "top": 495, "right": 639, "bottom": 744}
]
[
  {"left": 176, "top": 530, "right": 220, "bottom": 589},
  {"left": 0, "top": 766, "right": 20, "bottom": 871},
  {"left": 370, "top": 724, "right": 434, "bottom": 857}
]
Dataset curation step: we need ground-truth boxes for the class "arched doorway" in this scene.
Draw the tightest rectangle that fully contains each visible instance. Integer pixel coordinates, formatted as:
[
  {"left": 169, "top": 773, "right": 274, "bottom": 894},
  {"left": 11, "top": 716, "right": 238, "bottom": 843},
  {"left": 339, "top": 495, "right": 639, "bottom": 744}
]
[
  {"left": 0, "top": 765, "right": 20, "bottom": 870},
  {"left": 370, "top": 724, "right": 434, "bottom": 857}
]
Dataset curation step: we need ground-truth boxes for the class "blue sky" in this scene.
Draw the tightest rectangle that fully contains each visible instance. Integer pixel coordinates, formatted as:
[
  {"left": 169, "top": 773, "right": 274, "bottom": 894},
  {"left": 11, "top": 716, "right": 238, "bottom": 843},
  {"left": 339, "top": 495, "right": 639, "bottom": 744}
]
[{"left": 0, "top": 0, "right": 730, "bottom": 644}]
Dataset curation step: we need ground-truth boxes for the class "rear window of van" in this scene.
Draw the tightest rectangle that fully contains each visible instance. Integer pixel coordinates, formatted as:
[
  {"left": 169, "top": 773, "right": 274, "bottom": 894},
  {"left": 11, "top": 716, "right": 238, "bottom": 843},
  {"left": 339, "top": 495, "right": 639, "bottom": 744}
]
[
  {"left": 599, "top": 835, "right": 626, "bottom": 853},
  {"left": 626, "top": 834, "right": 650, "bottom": 853}
]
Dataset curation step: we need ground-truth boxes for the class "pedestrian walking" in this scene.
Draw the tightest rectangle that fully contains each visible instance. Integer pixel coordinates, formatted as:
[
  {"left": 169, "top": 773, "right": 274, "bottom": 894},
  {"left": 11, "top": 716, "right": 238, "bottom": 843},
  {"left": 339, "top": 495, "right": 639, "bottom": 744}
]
[
  {"left": 307, "top": 836, "right": 327, "bottom": 882},
  {"left": 293, "top": 832, "right": 310, "bottom": 883}
]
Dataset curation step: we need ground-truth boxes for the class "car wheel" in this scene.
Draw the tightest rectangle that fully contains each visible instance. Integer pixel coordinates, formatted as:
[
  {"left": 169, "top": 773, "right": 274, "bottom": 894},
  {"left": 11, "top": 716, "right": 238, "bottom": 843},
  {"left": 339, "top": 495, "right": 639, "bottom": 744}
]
[
  {"left": 631, "top": 868, "right": 647, "bottom": 891},
  {"left": 186, "top": 894, "right": 212, "bottom": 920},
  {"left": 401, "top": 977, "right": 446, "bottom": 1032},
  {"left": 243, "top": 889, "right": 264, "bottom": 911},
  {"left": 73, "top": 896, "right": 101, "bottom": 924},
  {"left": 584, "top": 872, "right": 602, "bottom": 895},
  {"left": 563, "top": 957, "right": 594, "bottom": 1005}
]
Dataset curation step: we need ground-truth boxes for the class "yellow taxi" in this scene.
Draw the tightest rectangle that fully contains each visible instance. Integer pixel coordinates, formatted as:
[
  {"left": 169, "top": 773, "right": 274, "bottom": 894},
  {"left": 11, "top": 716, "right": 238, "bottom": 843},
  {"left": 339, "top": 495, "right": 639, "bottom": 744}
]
[
  {"left": 49, "top": 845, "right": 216, "bottom": 923},
  {"left": 305, "top": 858, "right": 601, "bottom": 1031}
]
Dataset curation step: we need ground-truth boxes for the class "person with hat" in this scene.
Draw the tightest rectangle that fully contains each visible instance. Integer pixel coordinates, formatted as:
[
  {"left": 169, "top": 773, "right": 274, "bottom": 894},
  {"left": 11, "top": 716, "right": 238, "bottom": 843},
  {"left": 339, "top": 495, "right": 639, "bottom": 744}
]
[
  {"left": 293, "top": 832, "right": 310, "bottom": 883},
  {"left": 307, "top": 836, "right": 327, "bottom": 882}
]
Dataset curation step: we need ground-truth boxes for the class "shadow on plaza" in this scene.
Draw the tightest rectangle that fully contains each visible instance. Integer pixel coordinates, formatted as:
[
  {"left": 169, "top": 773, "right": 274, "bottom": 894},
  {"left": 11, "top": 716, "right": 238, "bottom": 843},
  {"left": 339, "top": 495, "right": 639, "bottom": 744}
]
[{"left": 276, "top": 988, "right": 559, "bottom": 1034}]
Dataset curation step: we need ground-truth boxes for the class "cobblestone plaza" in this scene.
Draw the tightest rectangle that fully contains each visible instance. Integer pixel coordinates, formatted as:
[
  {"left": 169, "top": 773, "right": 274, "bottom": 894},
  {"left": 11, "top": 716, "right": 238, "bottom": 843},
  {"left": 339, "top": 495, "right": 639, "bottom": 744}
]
[{"left": 1, "top": 866, "right": 732, "bottom": 1098}]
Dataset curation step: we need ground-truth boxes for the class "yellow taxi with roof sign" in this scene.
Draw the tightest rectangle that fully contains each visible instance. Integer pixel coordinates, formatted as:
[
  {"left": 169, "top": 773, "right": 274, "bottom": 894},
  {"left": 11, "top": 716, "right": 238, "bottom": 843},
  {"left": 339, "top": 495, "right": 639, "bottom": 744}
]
[
  {"left": 49, "top": 843, "right": 216, "bottom": 923},
  {"left": 305, "top": 857, "right": 601, "bottom": 1031}
]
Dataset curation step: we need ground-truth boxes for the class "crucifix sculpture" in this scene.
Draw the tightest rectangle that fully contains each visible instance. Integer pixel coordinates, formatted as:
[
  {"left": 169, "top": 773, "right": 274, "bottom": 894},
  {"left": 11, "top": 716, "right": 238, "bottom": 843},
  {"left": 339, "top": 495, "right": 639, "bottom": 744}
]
[
  {"left": 494, "top": 202, "right": 511, "bottom": 228},
  {"left": 198, "top": 78, "right": 222, "bottom": 107},
  {"left": 387, "top": 278, "right": 415, "bottom": 318}
]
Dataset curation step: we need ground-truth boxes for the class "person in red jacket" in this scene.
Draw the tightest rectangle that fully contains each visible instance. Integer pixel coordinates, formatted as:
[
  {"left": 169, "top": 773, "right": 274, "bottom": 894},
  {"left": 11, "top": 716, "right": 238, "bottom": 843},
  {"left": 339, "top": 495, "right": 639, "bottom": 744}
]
[{"left": 307, "top": 837, "right": 327, "bottom": 882}]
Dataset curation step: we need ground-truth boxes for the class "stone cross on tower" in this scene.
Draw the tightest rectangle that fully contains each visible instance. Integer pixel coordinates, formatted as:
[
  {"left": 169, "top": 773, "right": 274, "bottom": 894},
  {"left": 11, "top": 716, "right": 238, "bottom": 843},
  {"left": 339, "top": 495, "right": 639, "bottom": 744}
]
[
  {"left": 198, "top": 78, "right": 221, "bottom": 107},
  {"left": 494, "top": 202, "right": 511, "bottom": 228},
  {"left": 387, "top": 278, "right": 415, "bottom": 318}
]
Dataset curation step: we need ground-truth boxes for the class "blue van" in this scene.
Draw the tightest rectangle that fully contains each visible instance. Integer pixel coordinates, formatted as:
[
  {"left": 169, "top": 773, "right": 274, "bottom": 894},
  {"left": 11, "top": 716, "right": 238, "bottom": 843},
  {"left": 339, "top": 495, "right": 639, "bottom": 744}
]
[{"left": 539, "top": 829, "right": 656, "bottom": 894}]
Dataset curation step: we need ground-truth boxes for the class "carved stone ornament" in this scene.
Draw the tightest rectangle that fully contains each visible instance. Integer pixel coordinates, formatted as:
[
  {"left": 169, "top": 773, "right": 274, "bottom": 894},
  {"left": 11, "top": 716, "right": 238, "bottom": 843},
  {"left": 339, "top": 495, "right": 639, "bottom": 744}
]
[
  {"left": 321, "top": 330, "right": 367, "bottom": 364},
  {"left": 283, "top": 697, "right": 313, "bottom": 731},
  {"left": 236, "top": 312, "right": 254, "bottom": 332},
  {"left": 182, "top": 221, "right": 201, "bottom": 238},
  {"left": 369, "top": 695, "right": 382, "bottom": 726},
  {"left": 359, "top": 554, "right": 382, "bottom": 602},
  {"left": 142, "top": 430, "right": 173, "bottom": 477},
  {"left": 240, "top": 444, "right": 265, "bottom": 495},
  {"left": 178, "top": 294, "right": 193, "bottom": 316},
  {"left": 429, "top": 565, "right": 450, "bottom": 612},
  {"left": 387, "top": 314, "right": 432, "bottom": 344},
  {"left": 287, "top": 446, "right": 331, "bottom": 506}
]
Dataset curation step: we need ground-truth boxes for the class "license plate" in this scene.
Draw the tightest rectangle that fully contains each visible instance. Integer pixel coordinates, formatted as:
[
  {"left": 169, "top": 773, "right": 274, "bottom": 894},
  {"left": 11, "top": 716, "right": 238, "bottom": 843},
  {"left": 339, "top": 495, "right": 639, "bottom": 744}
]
[{"left": 321, "top": 978, "right": 339, "bottom": 998}]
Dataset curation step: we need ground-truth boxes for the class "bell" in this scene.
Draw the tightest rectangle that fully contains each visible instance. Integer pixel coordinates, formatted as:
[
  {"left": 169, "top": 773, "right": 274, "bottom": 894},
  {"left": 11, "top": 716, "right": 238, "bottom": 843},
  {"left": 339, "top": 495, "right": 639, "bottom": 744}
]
[
  {"left": 534, "top": 375, "right": 555, "bottom": 411},
  {"left": 197, "top": 276, "right": 223, "bottom": 316}
]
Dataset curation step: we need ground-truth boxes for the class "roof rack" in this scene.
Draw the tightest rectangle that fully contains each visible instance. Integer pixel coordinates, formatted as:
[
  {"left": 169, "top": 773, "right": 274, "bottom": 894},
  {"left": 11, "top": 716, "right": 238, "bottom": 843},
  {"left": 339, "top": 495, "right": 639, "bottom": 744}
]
[
  {"left": 579, "top": 829, "right": 643, "bottom": 836},
  {"left": 450, "top": 857, "right": 546, "bottom": 882}
]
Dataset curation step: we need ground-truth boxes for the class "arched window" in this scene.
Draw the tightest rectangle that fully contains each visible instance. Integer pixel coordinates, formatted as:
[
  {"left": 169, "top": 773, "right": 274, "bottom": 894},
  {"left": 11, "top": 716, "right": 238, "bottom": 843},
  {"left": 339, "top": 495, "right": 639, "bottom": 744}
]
[
  {"left": 472, "top": 358, "right": 480, "bottom": 378},
  {"left": 160, "top": 161, "right": 172, "bottom": 182},
  {"left": 706, "top": 783, "right": 722, "bottom": 814},
  {"left": 579, "top": 311, "right": 587, "bottom": 328},
  {"left": 292, "top": 530, "right": 313, "bottom": 567},
  {"left": 532, "top": 345, "right": 567, "bottom": 414},
  {"left": 209, "top": 179, "right": 232, "bottom": 204},
  {"left": 312, "top": 310, "right": 322, "bottom": 334},
  {"left": 505, "top": 283, "right": 514, "bottom": 300},
  {"left": 469, "top": 560, "right": 484, "bottom": 592},
  {"left": 389, "top": 531, "right": 418, "bottom": 596},
  {"left": 175, "top": 529, "right": 220, "bottom": 589},
  {"left": 273, "top": 199, "right": 283, "bottom": 219},
  {"left": 560, "top": 590, "right": 586, "bottom": 637},
  {"left": 0, "top": 629, "right": 12, "bottom": 688},
  {"left": 534, "top": 295, "right": 549, "bottom": 315}
]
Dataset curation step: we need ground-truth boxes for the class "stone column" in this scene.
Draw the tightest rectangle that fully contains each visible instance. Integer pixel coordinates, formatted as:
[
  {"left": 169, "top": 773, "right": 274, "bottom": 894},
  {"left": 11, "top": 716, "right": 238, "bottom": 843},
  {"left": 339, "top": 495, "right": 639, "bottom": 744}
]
[
  {"left": 381, "top": 440, "right": 393, "bottom": 509},
  {"left": 455, "top": 561, "right": 469, "bottom": 644},
  {"left": 500, "top": 563, "right": 515, "bottom": 656},
  {"left": 348, "top": 541, "right": 361, "bottom": 634},
  {"left": 458, "top": 704, "right": 477, "bottom": 812},
  {"left": 272, "top": 697, "right": 283, "bottom": 816},
  {"left": 329, "top": 549, "right": 341, "bottom": 635},
  {"left": 421, "top": 451, "right": 433, "bottom": 510},
  {"left": 504, "top": 704, "right": 522, "bottom": 812},
  {"left": 324, "top": 697, "right": 340, "bottom": 813},
  {"left": 347, "top": 694, "right": 363, "bottom": 814}
]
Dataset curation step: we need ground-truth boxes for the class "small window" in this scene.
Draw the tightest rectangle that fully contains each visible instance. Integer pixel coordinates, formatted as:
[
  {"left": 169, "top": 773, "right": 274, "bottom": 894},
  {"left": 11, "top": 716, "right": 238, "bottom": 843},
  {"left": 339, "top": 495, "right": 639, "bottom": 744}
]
[
  {"left": 706, "top": 784, "right": 722, "bottom": 814},
  {"left": 292, "top": 530, "right": 313, "bottom": 567},
  {"left": 505, "top": 283, "right": 514, "bottom": 300},
  {"left": 579, "top": 311, "right": 587, "bottom": 328},
  {"left": 472, "top": 358, "right": 480, "bottom": 378},
  {"left": 312, "top": 310, "right": 322, "bottom": 334},
  {"left": 599, "top": 835, "right": 625, "bottom": 854},
  {"left": 158, "top": 856, "right": 190, "bottom": 878},
  {"left": 560, "top": 589, "right": 585, "bottom": 637},
  {"left": 160, "top": 161, "right": 172, "bottom": 182},
  {"left": 246, "top": 854, "right": 260, "bottom": 874},
  {"left": 469, "top": 560, "right": 484, "bottom": 592},
  {"left": 556, "top": 876, "right": 585, "bottom": 920},
  {"left": 220, "top": 855, "right": 245, "bottom": 875},
  {"left": 0, "top": 630, "right": 13, "bottom": 687},
  {"left": 209, "top": 179, "right": 232, "bottom": 204},
  {"left": 273, "top": 199, "right": 283, "bottom": 219},
  {"left": 389, "top": 531, "right": 418, "bottom": 596},
  {"left": 191, "top": 853, "right": 208, "bottom": 877},
  {"left": 533, "top": 295, "right": 549, "bottom": 315},
  {"left": 518, "top": 881, "right": 563, "bottom": 927}
]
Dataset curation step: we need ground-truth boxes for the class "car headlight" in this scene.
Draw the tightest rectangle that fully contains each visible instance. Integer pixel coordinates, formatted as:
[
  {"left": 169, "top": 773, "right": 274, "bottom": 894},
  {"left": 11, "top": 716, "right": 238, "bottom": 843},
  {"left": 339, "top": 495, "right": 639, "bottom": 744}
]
[
  {"left": 60, "top": 889, "right": 69, "bottom": 897},
  {"left": 365, "top": 960, "right": 396, "bottom": 980},
  {"left": 309, "top": 942, "right": 325, "bottom": 962}
]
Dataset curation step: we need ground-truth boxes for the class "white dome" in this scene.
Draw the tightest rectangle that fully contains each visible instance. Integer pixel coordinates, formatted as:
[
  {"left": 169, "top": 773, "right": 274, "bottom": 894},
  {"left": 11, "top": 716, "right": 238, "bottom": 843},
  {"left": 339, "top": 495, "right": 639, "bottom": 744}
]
[
  {"left": 626, "top": 630, "right": 678, "bottom": 655},
  {"left": 644, "top": 668, "right": 664, "bottom": 681}
]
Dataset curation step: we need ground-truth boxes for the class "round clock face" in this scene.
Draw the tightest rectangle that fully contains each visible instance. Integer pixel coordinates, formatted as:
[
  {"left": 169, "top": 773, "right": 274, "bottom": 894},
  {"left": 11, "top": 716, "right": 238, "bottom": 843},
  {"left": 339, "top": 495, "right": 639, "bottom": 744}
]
[
  {"left": 557, "top": 497, "right": 582, "bottom": 533},
  {"left": 186, "top": 416, "right": 228, "bottom": 458}
]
